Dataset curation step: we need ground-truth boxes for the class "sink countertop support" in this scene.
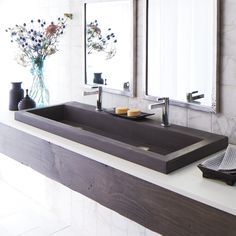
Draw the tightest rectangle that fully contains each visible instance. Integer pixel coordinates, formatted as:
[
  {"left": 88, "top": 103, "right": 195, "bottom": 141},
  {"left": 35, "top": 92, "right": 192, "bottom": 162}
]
[{"left": 0, "top": 122, "right": 235, "bottom": 236}]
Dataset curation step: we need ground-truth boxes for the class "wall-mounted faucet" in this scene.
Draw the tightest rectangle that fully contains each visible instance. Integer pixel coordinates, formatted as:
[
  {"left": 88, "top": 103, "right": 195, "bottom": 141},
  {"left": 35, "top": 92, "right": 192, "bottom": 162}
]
[
  {"left": 83, "top": 86, "right": 102, "bottom": 111},
  {"left": 186, "top": 91, "right": 204, "bottom": 103},
  {"left": 149, "top": 97, "right": 170, "bottom": 127}
]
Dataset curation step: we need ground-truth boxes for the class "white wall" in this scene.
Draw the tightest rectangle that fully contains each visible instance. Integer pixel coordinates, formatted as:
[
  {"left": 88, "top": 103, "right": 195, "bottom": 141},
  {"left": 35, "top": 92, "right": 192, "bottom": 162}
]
[
  {"left": 0, "top": 0, "right": 75, "bottom": 108},
  {"left": 1, "top": 0, "right": 236, "bottom": 144}
]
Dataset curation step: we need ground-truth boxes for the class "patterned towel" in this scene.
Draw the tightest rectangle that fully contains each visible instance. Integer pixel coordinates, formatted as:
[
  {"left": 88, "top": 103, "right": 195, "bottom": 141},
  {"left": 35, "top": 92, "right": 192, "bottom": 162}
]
[
  {"left": 218, "top": 144, "right": 236, "bottom": 172},
  {"left": 201, "top": 152, "right": 224, "bottom": 171},
  {"left": 201, "top": 144, "right": 236, "bottom": 173}
]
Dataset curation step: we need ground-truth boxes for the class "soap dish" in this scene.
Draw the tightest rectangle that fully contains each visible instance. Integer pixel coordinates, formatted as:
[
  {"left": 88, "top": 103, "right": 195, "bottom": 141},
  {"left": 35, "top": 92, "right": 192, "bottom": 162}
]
[
  {"left": 198, "top": 164, "right": 236, "bottom": 186},
  {"left": 198, "top": 148, "right": 236, "bottom": 186},
  {"left": 104, "top": 108, "right": 154, "bottom": 120}
]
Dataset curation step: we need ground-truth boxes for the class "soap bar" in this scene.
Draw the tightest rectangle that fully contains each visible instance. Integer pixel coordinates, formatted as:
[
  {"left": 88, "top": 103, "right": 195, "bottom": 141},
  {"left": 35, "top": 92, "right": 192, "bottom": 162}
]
[
  {"left": 127, "top": 108, "right": 141, "bottom": 117},
  {"left": 115, "top": 107, "right": 129, "bottom": 115}
]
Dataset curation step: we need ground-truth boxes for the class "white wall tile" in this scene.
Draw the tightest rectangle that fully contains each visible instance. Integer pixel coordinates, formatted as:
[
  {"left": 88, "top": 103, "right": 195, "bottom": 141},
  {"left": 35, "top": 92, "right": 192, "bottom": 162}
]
[
  {"left": 51, "top": 227, "right": 78, "bottom": 236},
  {"left": 21, "top": 228, "right": 51, "bottom": 236},
  {"left": 221, "top": 24, "right": 236, "bottom": 57},
  {"left": 70, "top": 191, "right": 85, "bottom": 233},
  {"left": 0, "top": 226, "right": 14, "bottom": 236},
  {"left": 0, "top": 155, "right": 53, "bottom": 210},
  {"left": 145, "top": 228, "right": 162, "bottom": 236},
  {"left": 112, "top": 211, "right": 128, "bottom": 232},
  {"left": 222, "top": 0, "right": 236, "bottom": 25},
  {"left": 169, "top": 106, "right": 188, "bottom": 126},
  {"left": 128, "top": 97, "right": 150, "bottom": 113},
  {"left": 83, "top": 197, "right": 97, "bottom": 236},
  {"left": 221, "top": 56, "right": 236, "bottom": 87},
  {"left": 212, "top": 114, "right": 236, "bottom": 144},
  {"left": 112, "top": 227, "right": 128, "bottom": 236},
  {"left": 97, "top": 204, "right": 112, "bottom": 236},
  {"left": 188, "top": 109, "right": 212, "bottom": 132},
  {"left": 49, "top": 183, "right": 71, "bottom": 224},
  {"left": 127, "top": 219, "right": 145, "bottom": 236},
  {"left": 97, "top": 203, "right": 112, "bottom": 226},
  {"left": 0, "top": 212, "right": 39, "bottom": 235},
  {"left": 220, "top": 85, "right": 236, "bottom": 117}
]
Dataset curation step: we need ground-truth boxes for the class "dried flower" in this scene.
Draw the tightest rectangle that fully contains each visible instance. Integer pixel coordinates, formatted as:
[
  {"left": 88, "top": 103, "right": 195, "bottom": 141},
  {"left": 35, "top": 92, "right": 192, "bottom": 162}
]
[
  {"left": 87, "top": 20, "right": 117, "bottom": 59},
  {"left": 15, "top": 53, "right": 29, "bottom": 67},
  {"left": 46, "top": 24, "right": 58, "bottom": 36},
  {"left": 47, "top": 47, "right": 57, "bottom": 55},
  {"left": 6, "top": 16, "right": 69, "bottom": 68}
]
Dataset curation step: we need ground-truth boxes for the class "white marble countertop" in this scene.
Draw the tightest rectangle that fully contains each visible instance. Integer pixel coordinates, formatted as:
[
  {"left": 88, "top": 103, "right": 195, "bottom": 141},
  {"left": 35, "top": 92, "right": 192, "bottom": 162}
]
[{"left": 0, "top": 110, "right": 235, "bottom": 216}]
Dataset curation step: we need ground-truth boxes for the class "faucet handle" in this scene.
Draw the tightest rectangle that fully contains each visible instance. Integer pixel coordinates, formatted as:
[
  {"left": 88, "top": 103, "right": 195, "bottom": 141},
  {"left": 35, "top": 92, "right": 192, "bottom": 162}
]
[
  {"left": 157, "top": 97, "right": 169, "bottom": 102},
  {"left": 186, "top": 91, "right": 204, "bottom": 102},
  {"left": 91, "top": 85, "right": 103, "bottom": 93},
  {"left": 84, "top": 85, "right": 100, "bottom": 89}
]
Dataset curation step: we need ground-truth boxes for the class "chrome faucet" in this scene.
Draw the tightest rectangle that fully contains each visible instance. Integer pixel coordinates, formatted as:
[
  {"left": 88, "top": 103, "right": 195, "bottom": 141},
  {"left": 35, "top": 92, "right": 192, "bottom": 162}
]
[
  {"left": 83, "top": 86, "right": 102, "bottom": 111},
  {"left": 149, "top": 97, "right": 170, "bottom": 127},
  {"left": 186, "top": 91, "right": 204, "bottom": 103}
]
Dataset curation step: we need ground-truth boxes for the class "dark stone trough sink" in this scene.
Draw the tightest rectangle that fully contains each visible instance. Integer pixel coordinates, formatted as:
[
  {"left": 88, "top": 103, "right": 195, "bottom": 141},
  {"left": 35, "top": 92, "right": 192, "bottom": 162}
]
[{"left": 15, "top": 101, "right": 228, "bottom": 174}]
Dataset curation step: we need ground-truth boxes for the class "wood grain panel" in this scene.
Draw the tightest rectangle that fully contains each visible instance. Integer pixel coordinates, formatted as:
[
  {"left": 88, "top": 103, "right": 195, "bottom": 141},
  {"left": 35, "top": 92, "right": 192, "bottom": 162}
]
[{"left": 0, "top": 123, "right": 235, "bottom": 236}]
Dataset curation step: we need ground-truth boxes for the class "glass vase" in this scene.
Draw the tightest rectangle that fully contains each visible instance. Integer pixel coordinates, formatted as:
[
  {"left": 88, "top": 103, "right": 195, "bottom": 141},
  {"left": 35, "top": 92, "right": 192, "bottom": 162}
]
[{"left": 29, "top": 57, "right": 49, "bottom": 107}]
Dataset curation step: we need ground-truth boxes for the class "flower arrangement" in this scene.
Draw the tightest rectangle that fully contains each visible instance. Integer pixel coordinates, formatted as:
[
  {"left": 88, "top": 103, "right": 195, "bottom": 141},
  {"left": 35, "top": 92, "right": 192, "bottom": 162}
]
[
  {"left": 6, "top": 17, "right": 68, "bottom": 67},
  {"left": 5, "top": 15, "right": 70, "bottom": 106},
  {"left": 87, "top": 20, "right": 117, "bottom": 60}
]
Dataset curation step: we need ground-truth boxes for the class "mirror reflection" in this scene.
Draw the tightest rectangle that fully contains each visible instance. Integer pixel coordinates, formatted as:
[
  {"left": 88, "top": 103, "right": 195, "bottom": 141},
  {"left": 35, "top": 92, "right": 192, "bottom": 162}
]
[
  {"left": 84, "top": 0, "right": 135, "bottom": 96},
  {"left": 146, "top": 0, "right": 218, "bottom": 112}
]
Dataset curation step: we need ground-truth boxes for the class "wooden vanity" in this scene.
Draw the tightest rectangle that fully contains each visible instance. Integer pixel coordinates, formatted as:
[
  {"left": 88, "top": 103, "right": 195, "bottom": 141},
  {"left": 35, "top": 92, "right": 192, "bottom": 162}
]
[{"left": 0, "top": 110, "right": 235, "bottom": 235}]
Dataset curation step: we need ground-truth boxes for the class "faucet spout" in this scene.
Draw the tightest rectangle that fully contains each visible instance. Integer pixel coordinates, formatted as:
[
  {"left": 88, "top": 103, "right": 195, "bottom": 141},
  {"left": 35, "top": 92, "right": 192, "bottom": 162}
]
[
  {"left": 186, "top": 91, "right": 204, "bottom": 102},
  {"left": 83, "top": 86, "right": 102, "bottom": 111},
  {"left": 149, "top": 97, "right": 170, "bottom": 127}
]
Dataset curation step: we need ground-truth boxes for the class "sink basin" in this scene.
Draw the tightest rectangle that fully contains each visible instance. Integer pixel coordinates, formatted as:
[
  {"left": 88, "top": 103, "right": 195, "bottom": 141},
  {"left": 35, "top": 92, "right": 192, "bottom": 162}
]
[{"left": 15, "top": 102, "right": 228, "bottom": 173}]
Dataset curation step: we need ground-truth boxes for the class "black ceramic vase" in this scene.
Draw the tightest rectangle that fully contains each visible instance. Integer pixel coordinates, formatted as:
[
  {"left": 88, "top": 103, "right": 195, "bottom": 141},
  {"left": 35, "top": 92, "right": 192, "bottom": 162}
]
[
  {"left": 18, "top": 89, "right": 36, "bottom": 110},
  {"left": 9, "top": 82, "right": 24, "bottom": 111},
  {"left": 93, "top": 73, "right": 104, "bottom": 84}
]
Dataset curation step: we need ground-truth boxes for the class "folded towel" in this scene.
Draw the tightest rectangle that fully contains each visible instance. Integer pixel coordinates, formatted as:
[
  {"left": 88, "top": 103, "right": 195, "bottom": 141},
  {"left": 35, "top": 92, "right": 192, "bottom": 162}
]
[
  {"left": 201, "top": 152, "right": 224, "bottom": 171},
  {"left": 218, "top": 144, "right": 236, "bottom": 171},
  {"left": 200, "top": 144, "right": 236, "bottom": 174}
]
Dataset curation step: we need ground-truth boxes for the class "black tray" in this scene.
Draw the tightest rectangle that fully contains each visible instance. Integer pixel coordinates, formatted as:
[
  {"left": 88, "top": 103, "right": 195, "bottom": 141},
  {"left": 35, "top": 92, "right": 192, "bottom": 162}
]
[
  {"left": 104, "top": 109, "right": 154, "bottom": 121},
  {"left": 198, "top": 164, "right": 236, "bottom": 186}
]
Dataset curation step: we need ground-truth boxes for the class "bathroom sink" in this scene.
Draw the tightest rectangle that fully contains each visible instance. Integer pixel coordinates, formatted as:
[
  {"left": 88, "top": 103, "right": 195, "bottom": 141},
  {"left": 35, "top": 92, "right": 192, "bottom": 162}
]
[{"left": 15, "top": 102, "right": 228, "bottom": 173}]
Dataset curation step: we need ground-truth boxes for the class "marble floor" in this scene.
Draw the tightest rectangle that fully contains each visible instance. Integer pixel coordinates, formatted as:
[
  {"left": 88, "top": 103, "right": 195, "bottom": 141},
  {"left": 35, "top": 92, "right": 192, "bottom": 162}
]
[{"left": 0, "top": 180, "right": 78, "bottom": 236}]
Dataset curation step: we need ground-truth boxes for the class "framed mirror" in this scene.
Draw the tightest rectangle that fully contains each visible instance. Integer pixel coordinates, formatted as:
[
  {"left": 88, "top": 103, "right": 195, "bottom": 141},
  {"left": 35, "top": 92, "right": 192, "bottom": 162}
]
[
  {"left": 84, "top": 0, "right": 136, "bottom": 97},
  {"left": 145, "top": 0, "right": 219, "bottom": 112}
]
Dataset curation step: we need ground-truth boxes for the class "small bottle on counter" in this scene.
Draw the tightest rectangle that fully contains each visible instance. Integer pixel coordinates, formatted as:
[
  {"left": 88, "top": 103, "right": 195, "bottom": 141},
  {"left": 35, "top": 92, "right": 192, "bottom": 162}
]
[
  {"left": 9, "top": 82, "right": 24, "bottom": 111},
  {"left": 18, "top": 89, "right": 36, "bottom": 110}
]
